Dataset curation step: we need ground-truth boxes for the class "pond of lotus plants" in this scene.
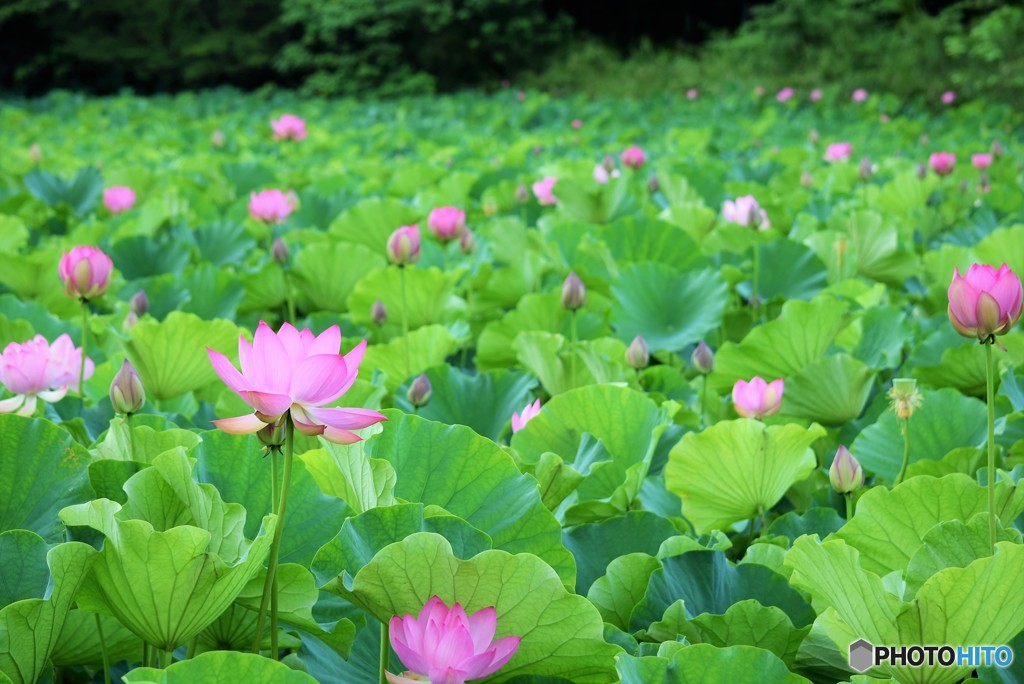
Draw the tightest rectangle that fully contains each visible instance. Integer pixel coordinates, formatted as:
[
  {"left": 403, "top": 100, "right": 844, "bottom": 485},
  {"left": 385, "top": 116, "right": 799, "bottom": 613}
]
[{"left": 0, "top": 86, "right": 1023, "bottom": 683}]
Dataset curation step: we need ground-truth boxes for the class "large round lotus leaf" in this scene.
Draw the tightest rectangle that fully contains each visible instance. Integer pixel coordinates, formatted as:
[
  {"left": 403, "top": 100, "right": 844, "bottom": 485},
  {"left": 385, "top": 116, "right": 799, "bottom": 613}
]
[
  {"left": 360, "top": 411, "right": 575, "bottom": 586},
  {"left": 0, "top": 416, "right": 92, "bottom": 542},
  {"left": 610, "top": 262, "right": 728, "bottom": 352},
  {"left": 665, "top": 419, "right": 826, "bottom": 533},
  {"left": 122, "top": 650, "right": 317, "bottom": 683},
  {"left": 291, "top": 242, "right": 384, "bottom": 313},
  {"left": 327, "top": 198, "right": 420, "bottom": 256},
  {"left": 337, "top": 532, "right": 621, "bottom": 683}
]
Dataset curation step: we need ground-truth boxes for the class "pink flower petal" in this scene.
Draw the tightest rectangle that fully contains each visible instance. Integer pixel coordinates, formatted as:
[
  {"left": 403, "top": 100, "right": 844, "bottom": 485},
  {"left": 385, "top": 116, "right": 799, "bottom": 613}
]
[
  {"left": 212, "top": 414, "right": 268, "bottom": 434},
  {"left": 322, "top": 427, "right": 363, "bottom": 444},
  {"left": 0, "top": 396, "right": 26, "bottom": 413},
  {"left": 290, "top": 354, "right": 349, "bottom": 405},
  {"left": 307, "top": 406, "right": 387, "bottom": 430},
  {"left": 250, "top": 321, "right": 291, "bottom": 394},
  {"left": 948, "top": 269, "right": 981, "bottom": 327},
  {"left": 240, "top": 390, "right": 293, "bottom": 417},
  {"left": 208, "top": 348, "right": 249, "bottom": 397},
  {"left": 466, "top": 606, "right": 497, "bottom": 653},
  {"left": 309, "top": 325, "right": 342, "bottom": 356}
]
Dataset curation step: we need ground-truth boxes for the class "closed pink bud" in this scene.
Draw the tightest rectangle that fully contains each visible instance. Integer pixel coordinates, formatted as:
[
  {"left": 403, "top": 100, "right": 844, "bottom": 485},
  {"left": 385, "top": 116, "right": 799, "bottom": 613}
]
[
  {"left": 372, "top": 299, "right": 388, "bottom": 326},
  {"left": 626, "top": 335, "right": 649, "bottom": 369},
  {"left": 829, "top": 445, "right": 864, "bottom": 494},
  {"left": 130, "top": 289, "right": 148, "bottom": 316},
  {"left": 387, "top": 225, "right": 421, "bottom": 266},
  {"left": 858, "top": 156, "right": 873, "bottom": 182},
  {"left": 59, "top": 246, "right": 113, "bottom": 301},
  {"left": 407, "top": 374, "right": 432, "bottom": 407},
  {"left": 691, "top": 341, "right": 714, "bottom": 374},
  {"left": 211, "top": 129, "right": 225, "bottom": 148},
  {"left": 103, "top": 186, "right": 136, "bottom": 214},
  {"left": 824, "top": 142, "right": 852, "bottom": 163},
  {"left": 29, "top": 143, "right": 43, "bottom": 164},
  {"left": 109, "top": 359, "right": 145, "bottom": 415},
  {"left": 941, "top": 90, "right": 956, "bottom": 105},
  {"left": 851, "top": 88, "right": 868, "bottom": 102},
  {"left": 272, "top": 237, "right": 290, "bottom": 263},
  {"left": 929, "top": 152, "right": 956, "bottom": 176},
  {"left": 427, "top": 206, "right": 466, "bottom": 242},
  {"left": 809, "top": 88, "right": 823, "bottom": 102},
  {"left": 947, "top": 263, "right": 1023, "bottom": 340},
  {"left": 732, "top": 376, "right": 784, "bottom": 419},
  {"left": 511, "top": 399, "right": 542, "bottom": 433},
  {"left": 532, "top": 177, "right": 557, "bottom": 206},
  {"left": 561, "top": 272, "right": 586, "bottom": 311},
  {"left": 971, "top": 153, "right": 993, "bottom": 170},
  {"left": 776, "top": 87, "right": 794, "bottom": 102},
  {"left": 249, "top": 189, "right": 296, "bottom": 223},
  {"left": 459, "top": 229, "right": 476, "bottom": 254},
  {"left": 515, "top": 183, "right": 530, "bottom": 204},
  {"left": 621, "top": 145, "right": 646, "bottom": 169},
  {"left": 271, "top": 114, "right": 307, "bottom": 141}
]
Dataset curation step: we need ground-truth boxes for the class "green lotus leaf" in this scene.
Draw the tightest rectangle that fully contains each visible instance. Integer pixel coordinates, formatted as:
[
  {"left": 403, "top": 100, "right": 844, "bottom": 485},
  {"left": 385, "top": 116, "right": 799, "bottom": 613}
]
[
  {"left": 337, "top": 532, "right": 620, "bottom": 682},
  {"left": 665, "top": 420, "right": 825, "bottom": 533},
  {"left": 124, "top": 311, "right": 243, "bottom": 400},
  {"left": 122, "top": 650, "right": 317, "bottom": 683},
  {"left": 327, "top": 197, "right": 420, "bottom": 256},
  {"left": 347, "top": 265, "right": 463, "bottom": 335},
  {"left": 618, "top": 643, "right": 812, "bottom": 683},
  {"left": 291, "top": 242, "right": 384, "bottom": 313}
]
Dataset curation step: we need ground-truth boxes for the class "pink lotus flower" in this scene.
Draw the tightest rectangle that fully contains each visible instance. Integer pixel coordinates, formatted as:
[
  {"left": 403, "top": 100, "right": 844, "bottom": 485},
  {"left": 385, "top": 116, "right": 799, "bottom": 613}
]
[
  {"left": 732, "top": 377, "right": 784, "bottom": 419},
  {"left": 0, "top": 334, "right": 93, "bottom": 416},
  {"left": 972, "top": 153, "right": 993, "bottom": 170},
  {"left": 929, "top": 152, "right": 957, "bottom": 176},
  {"left": 851, "top": 88, "right": 868, "bottom": 102},
  {"left": 532, "top": 177, "right": 557, "bottom": 206},
  {"left": 621, "top": 145, "right": 646, "bottom": 169},
  {"left": 271, "top": 114, "right": 307, "bottom": 141},
  {"left": 941, "top": 90, "right": 956, "bottom": 105},
  {"left": 427, "top": 207, "right": 466, "bottom": 243},
  {"left": 207, "top": 321, "right": 386, "bottom": 444},
  {"left": 824, "top": 142, "right": 853, "bottom": 163},
  {"left": 59, "top": 245, "right": 113, "bottom": 301},
  {"left": 687, "top": 88, "right": 699, "bottom": 100},
  {"left": 947, "top": 264, "right": 1023, "bottom": 340},
  {"left": 776, "top": 87, "right": 794, "bottom": 102},
  {"left": 810, "top": 88, "right": 823, "bottom": 102},
  {"left": 571, "top": 118, "right": 582, "bottom": 129},
  {"left": 249, "top": 189, "right": 296, "bottom": 223},
  {"left": 387, "top": 596, "right": 520, "bottom": 684},
  {"left": 387, "top": 224, "right": 421, "bottom": 265},
  {"left": 103, "top": 186, "right": 135, "bottom": 214},
  {"left": 722, "top": 196, "right": 770, "bottom": 230},
  {"left": 593, "top": 164, "right": 621, "bottom": 185},
  {"left": 511, "top": 399, "right": 541, "bottom": 433}
]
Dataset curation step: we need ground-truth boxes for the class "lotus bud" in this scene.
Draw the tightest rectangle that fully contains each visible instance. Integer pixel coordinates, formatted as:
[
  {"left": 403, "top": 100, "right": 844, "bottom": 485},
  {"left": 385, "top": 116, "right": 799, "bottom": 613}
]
[
  {"left": 647, "top": 176, "right": 660, "bottom": 193},
  {"left": 128, "top": 290, "right": 148, "bottom": 317},
  {"left": 809, "top": 129, "right": 820, "bottom": 145},
  {"left": 122, "top": 310, "right": 139, "bottom": 332},
  {"left": 991, "top": 140, "right": 1005, "bottom": 158},
  {"left": 561, "top": 272, "right": 586, "bottom": 311},
  {"left": 916, "top": 163, "right": 928, "bottom": 180},
  {"left": 858, "top": 156, "right": 873, "bottom": 182},
  {"left": 211, "top": 129, "right": 225, "bottom": 148},
  {"left": 29, "top": 143, "right": 42, "bottom": 164},
  {"left": 626, "top": 335, "right": 649, "bottom": 369},
  {"left": 406, "top": 374, "right": 432, "bottom": 408},
  {"left": 800, "top": 171, "right": 814, "bottom": 188},
  {"left": 257, "top": 414, "right": 288, "bottom": 448},
  {"left": 691, "top": 341, "right": 714, "bottom": 374},
  {"left": 829, "top": 445, "right": 864, "bottom": 494},
  {"left": 59, "top": 245, "right": 114, "bottom": 302},
  {"left": 459, "top": 229, "right": 476, "bottom": 255},
  {"left": 515, "top": 184, "right": 529, "bottom": 204},
  {"left": 372, "top": 299, "right": 388, "bottom": 326},
  {"left": 888, "top": 378, "right": 923, "bottom": 420},
  {"left": 109, "top": 360, "right": 145, "bottom": 415},
  {"left": 532, "top": 145, "right": 543, "bottom": 156},
  {"left": 272, "top": 237, "right": 289, "bottom": 263},
  {"left": 387, "top": 225, "right": 421, "bottom": 266},
  {"left": 602, "top": 155, "right": 616, "bottom": 172}
]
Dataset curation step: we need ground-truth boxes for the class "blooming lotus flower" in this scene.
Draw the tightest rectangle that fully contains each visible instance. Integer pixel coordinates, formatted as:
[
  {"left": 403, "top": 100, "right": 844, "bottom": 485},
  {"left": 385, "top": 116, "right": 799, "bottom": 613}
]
[
  {"left": 732, "top": 377, "right": 784, "bottom": 419},
  {"left": 824, "top": 142, "right": 852, "bottom": 163},
  {"left": 776, "top": 87, "right": 794, "bottom": 102},
  {"left": 687, "top": 88, "right": 699, "bottom": 100},
  {"left": 387, "top": 596, "right": 520, "bottom": 684},
  {"left": 621, "top": 145, "right": 646, "bottom": 169},
  {"left": 249, "top": 189, "right": 296, "bottom": 223},
  {"left": 851, "top": 88, "right": 868, "bottom": 102},
  {"left": 387, "top": 224, "right": 421, "bottom": 266},
  {"left": 972, "top": 153, "right": 993, "bottom": 170},
  {"left": 929, "top": 152, "right": 957, "bottom": 176},
  {"left": 941, "top": 90, "right": 956, "bottom": 105},
  {"left": 947, "top": 264, "right": 1023, "bottom": 340},
  {"left": 271, "top": 114, "right": 307, "bottom": 141},
  {"left": 511, "top": 399, "right": 541, "bottom": 433},
  {"left": 103, "top": 186, "right": 135, "bottom": 214},
  {"left": 207, "top": 321, "right": 386, "bottom": 444},
  {"left": 427, "top": 207, "right": 466, "bottom": 243},
  {"left": 722, "top": 196, "right": 770, "bottom": 230},
  {"left": 810, "top": 88, "right": 823, "bottom": 102},
  {"left": 59, "top": 245, "right": 113, "bottom": 301},
  {"left": 532, "top": 177, "right": 557, "bottom": 206},
  {"left": 0, "top": 334, "right": 93, "bottom": 416}
]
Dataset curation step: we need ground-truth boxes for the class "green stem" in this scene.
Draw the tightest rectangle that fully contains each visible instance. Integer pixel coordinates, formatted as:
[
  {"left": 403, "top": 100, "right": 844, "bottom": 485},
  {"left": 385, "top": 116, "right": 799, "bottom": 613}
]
[
  {"left": 252, "top": 422, "right": 295, "bottom": 658},
  {"left": 161, "top": 649, "right": 172, "bottom": 669},
  {"left": 95, "top": 614, "right": 110, "bottom": 684},
  {"left": 751, "top": 243, "right": 762, "bottom": 324},
  {"left": 379, "top": 621, "right": 390, "bottom": 684},
  {"left": 569, "top": 310, "right": 578, "bottom": 389},
  {"left": 844, "top": 493, "right": 855, "bottom": 520},
  {"left": 986, "top": 339, "right": 997, "bottom": 552},
  {"left": 699, "top": 376, "right": 708, "bottom": 429},
  {"left": 186, "top": 637, "right": 197, "bottom": 660},
  {"left": 270, "top": 446, "right": 280, "bottom": 659},
  {"left": 400, "top": 266, "right": 411, "bottom": 382},
  {"left": 142, "top": 643, "right": 149, "bottom": 670},
  {"left": 895, "top": 418, "right": 911, "bottom": 486},
  {"left": 79, "top": 301, "right": 89, "bottom": 398},
  {"left": 284, "top": 269, "right": 296, "bottom": 324}
]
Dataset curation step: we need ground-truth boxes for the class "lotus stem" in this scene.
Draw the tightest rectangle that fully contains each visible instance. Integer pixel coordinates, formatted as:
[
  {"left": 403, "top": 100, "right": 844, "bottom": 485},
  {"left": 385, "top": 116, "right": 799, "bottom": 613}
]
[
  {"left": 284, "top": 271, "right": 296, "bottom": 324},
  {"left": 95, "top": 614, "right": 110, "bottom": 684},
  {"left": 252, "top": 419, "right": 294, "bottom": 658},
  {"left": 186, "top": 637, "right": 197, "bottom": 660},
  {"left": 270, "top": 445, "right": 280, "bottom": 658},
  {"left": 79, "top": 301, "right": 89, "bottom": 398},
  {"left": 699, "top": 376, "right": 708, "bottom": 429},
  {"left": 569, "top": 310, "right": 578, "bottom": 389},
  {"left": 844, "top": 493, "right": 854, "bottom": 520},
  {"left": 986, "top": 338, "right": 996, "bottom": 551},
  {"left": 895, "top": 417, "right": 911, "bottom": 486},
  {"left": 379, "top": 621, "right": 390, "bottom": 684},
  {"left": 400, "top": 266, "right": 411, "bottom": 381},
  {"left": 751, "top": 243, "right": 763, "bottom": 324}
]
